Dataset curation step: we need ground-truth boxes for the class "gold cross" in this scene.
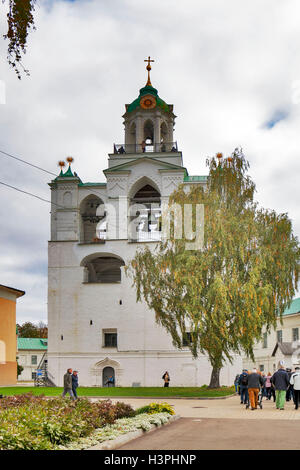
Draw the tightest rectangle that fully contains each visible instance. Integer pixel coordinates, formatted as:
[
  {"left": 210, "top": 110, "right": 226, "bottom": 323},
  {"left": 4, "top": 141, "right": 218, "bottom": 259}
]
[{"left": 144, "top": 56, "right": 154, "bottom": 86}]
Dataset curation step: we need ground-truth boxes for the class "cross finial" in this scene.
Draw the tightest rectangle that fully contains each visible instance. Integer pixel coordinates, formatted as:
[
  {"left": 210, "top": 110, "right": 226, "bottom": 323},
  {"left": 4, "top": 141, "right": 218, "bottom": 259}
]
[{"left": 144, "top": 56, "right": 154, "bottom": 86}]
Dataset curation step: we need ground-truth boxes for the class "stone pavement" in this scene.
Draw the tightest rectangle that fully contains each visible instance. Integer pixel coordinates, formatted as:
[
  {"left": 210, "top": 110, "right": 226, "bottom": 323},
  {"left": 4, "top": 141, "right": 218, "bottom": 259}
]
[
  {"left": 106, "top": 395, "right": 300, "bottom": 450},
  {"left": 89, "top": 395, "right": 300, "bottom": 450},
  {"left": 103, "top": 395, "right": 300, "bottom": 420},
  {"left": 118, "top": 417, "right": 300, "bottom": 450}
]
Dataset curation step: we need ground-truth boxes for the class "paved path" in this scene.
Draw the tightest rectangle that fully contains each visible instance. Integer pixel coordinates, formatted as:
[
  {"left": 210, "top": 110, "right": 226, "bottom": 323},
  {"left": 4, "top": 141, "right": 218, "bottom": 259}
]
[
  {"left": 89, "top": 396, "right": 300, "bottom": 450},
  {"left": 103, "top": 395, "right": 300, "bottom": 420},
  {"left": 118, "top": 417, "right": 300, "bottom": 450}
]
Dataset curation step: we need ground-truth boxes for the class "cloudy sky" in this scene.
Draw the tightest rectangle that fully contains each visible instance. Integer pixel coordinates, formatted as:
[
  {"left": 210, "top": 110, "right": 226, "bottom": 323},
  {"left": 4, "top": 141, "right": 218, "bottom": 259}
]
[{"left": 0, "top": 0, "right": 299, "bottom": 324}]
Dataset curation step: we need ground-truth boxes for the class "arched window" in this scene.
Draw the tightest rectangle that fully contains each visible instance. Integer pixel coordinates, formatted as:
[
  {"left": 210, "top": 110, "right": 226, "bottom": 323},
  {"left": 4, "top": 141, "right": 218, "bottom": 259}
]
[
  {"left": 80, "top": 195, "right": 105, "bottom": 243},
  {"left": 143, "top": 119, "right": 154, "bottom": 150},
  {"left": 160, "top": 121, "right": 168, "bottom": 151},
  {"left": 129, "top": 182, "right": 161, "bottom": 242},
  {"left": 82, "top": 254, "right": 125, "bottom": 283}
]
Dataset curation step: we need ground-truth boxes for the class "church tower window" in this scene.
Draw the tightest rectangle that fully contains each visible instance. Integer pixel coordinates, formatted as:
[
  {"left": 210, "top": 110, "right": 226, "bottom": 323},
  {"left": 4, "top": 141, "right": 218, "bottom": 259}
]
[
  {"left": 80, "top": 195, "right": 105, "bottom": 243},
  {"left": 82, "top": 254, "right": 125, "bottom": 283}
]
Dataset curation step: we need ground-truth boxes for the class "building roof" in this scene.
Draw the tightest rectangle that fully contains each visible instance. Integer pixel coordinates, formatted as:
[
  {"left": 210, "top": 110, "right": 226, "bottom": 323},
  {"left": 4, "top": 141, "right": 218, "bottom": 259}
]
[
  {"left": 17, "top": 338, "right": 48, "bottom": 350},
  {"left": 0, "top": 284, "right": 25, "bottom": 298},
  {"left": 184, "top": 175, "right": 208, "bottom": 182},
  {"left": 126, "top": 85, "right": 170, "bottom": 114},
  {"left": 272, "top": 342, "right": 297, "bottom": 357},
  {"left": 282, "top": 297, "right": 300, "bottom": 316}
]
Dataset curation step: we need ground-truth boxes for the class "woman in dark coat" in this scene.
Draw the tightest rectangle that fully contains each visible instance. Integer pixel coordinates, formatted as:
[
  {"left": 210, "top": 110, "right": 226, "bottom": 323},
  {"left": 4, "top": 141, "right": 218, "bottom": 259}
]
[{"left": 162, "top": 371, "right": 170, "bottom": 387}]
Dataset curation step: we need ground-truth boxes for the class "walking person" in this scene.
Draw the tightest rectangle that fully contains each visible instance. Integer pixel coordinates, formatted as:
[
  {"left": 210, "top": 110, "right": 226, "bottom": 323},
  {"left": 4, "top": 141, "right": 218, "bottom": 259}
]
[
  {"left": 238, "top": 369, "right": 249, "bottom": 404},
  {"left": 271, "top": 361, "right": 290, "bottom": 410},
  {"left": 162, "top": 371, "right": 170, "bottom": 387},
  {"left": 234, "top": 374, "right": 240, "bottom": 394},
  {"left": 72, "top": 370, "right": 79, "bottom": 400},
  {"left": 245, "top": 368, "right": 264, "bottom": 410},
  {"left": 286, "top": 368, "right": 293, "bottom": 402},
  {"left": 62, "top": 368, "right": 75, "bottom": 400},
  {"left": 290, "top": 367, "right": 300, "bottom": 410},
  {"left": 265, "top": 372, "right": 273, "bottom": 400}
]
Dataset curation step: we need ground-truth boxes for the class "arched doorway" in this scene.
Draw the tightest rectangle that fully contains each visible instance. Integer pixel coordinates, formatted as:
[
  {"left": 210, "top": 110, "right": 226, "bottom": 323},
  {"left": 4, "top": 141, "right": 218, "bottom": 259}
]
[{"left": 102, "top": 366, "right": 115, "bottom": 387}]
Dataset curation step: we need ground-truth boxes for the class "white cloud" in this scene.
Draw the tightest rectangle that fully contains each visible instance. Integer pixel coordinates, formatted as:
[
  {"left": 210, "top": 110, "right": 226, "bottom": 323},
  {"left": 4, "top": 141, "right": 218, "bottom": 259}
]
[{"left": 0, "top": 0, "right": 299, "bottom": 322}]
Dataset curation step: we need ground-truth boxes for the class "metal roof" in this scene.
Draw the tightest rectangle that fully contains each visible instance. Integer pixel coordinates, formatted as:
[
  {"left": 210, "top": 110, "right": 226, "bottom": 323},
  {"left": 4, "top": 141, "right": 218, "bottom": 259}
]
[
  {"left": 282, "top": 297, "right": 300, "bottom": 316},
  {"left": 17, "top": 338, "right": 48, "bottom": 350}
]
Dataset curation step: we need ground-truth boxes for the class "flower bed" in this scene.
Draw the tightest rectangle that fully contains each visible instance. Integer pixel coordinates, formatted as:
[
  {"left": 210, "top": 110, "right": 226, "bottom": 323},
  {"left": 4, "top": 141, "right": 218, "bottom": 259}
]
[{"left": 0, "top": 394, "right": 174, "bottom": 450}]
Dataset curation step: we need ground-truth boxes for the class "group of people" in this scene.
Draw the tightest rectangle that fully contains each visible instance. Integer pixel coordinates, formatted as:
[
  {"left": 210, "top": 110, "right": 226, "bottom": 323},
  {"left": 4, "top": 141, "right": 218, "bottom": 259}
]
[
  {"left": 234, "top": 362, "right": 300, "bottom": 411},
  {"left": 62, "top": 368, "right": 79, "bottom": 401}
]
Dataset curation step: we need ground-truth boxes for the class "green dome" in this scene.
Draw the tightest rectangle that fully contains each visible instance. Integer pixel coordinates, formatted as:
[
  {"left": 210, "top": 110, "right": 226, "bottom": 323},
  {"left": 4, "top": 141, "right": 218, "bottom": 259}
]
[{"left": 127, "top": 85, "right": 170, "bottom": 114}]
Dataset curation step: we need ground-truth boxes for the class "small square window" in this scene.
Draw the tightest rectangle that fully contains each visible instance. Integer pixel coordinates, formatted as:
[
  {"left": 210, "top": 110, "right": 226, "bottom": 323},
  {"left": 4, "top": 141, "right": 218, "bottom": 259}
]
[
  {"left": 262, "top": 332, "right": 267, "bottom": 349},
  {"left": 259, "top": 364, "right": 264, "bottom": 372},
  {"left": 277, "top": 330, "right": 282, "bottom": 343},
  {"left": 104, "top": 332, "right": 117, "bottom": 348},
  {"left": 292, "top": 328, "right": 299, "bottom": 342},
  {"left": 31, "top": 355, "right": 37, "bottom": 365},
  {"left": 182, "top": 332, "right": 192, "bottom": 347}
]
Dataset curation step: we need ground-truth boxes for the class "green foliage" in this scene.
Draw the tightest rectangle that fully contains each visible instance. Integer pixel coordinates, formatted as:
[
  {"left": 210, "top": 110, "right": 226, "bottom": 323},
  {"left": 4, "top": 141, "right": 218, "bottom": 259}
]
[
  {"left": 2, "top": 0, "right": 36, "bottom": 79},
  {"left": 135, "top": 402, "right": 175, "bottom": 416},
  {"left": 127, "top": 148, "right": 300, "bottom": 386},
  {"left": 17, "top": 321, "right": 47, "bottom": 338},
  {"left": 0, "top": 394, "right": 136, "bottom": 450},
  {"left": 16, "top": 356, "right": 24, "bottom": 377}
]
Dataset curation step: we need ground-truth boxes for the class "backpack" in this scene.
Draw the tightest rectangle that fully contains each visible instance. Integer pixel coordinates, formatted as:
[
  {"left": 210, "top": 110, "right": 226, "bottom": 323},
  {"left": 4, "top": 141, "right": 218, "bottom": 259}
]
[{"left": 241, "top": 374, "right": 248, "bottom": 385}]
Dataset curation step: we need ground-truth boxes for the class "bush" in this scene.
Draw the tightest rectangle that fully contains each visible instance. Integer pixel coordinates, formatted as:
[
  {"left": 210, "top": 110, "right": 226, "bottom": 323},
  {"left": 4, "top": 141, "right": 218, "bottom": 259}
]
[
  {"left": 135, "top": 402, "right": 174, "bottom": 416},
  {"left": 0, "top": 394, "right": 137, "bottom": 449}
]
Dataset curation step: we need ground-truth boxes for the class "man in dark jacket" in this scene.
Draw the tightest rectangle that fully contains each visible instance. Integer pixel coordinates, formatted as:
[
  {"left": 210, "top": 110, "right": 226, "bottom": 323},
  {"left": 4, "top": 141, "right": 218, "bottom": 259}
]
[
  {"left": 272, "top": 362, "right": 290, "bottom": 410},
  {"left": 238, "top": 370, "right": 249, "bottom": 404},
  {"left": 72, "top": 370, "right": 79, "bottom": 399},
  {"left": 245, "top": 369, "right": 264, "bottom": 410},
  {"left": 62, "top": 368, "right": 75, "bottom": 400}
]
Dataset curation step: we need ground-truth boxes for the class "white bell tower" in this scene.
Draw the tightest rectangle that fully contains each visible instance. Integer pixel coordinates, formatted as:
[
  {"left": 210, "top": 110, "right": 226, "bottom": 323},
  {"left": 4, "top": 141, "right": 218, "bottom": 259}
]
[{"left": 121, "top": 57, "right": 177, "bottom": 154}]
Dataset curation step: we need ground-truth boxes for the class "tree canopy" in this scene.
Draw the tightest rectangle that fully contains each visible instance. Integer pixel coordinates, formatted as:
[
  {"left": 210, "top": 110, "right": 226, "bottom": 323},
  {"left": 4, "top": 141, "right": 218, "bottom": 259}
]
[
  {"left": 17, "top": 321, "right": 48, "bottom": 338},
  {"left": 126, "top": 148, "right": 300, "bottom": 387}
]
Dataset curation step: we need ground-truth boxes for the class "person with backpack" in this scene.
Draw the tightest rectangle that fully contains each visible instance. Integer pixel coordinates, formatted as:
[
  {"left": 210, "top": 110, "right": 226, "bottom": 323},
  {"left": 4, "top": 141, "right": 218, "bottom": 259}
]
[
  {"left": 290, "top": 367, "right": 300, "bottom": 410},
  {"left": 238, "top": 369, "right": 249, "bottom": 404}
]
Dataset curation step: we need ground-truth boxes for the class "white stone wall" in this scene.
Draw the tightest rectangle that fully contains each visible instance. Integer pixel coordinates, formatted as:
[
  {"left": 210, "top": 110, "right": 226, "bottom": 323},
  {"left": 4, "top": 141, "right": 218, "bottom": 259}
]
[
  {"left": 17, "top": 350, "right": 45, "bottom": 381},
  {"left": 48, "top": 149, "right": 241, "bottom": 387},
  {"left": 242, "top": 313, "right": 300, "bottom": 372}
]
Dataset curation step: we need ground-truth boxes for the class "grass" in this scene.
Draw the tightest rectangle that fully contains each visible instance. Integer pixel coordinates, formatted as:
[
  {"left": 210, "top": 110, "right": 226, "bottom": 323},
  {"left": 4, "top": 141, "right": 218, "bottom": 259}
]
[{"left": 0, "top": 385, "right": 235, "bottom": 398}]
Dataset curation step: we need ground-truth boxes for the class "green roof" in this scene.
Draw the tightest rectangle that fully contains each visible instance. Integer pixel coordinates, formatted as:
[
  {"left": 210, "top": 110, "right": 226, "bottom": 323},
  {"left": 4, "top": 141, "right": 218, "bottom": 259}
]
[
  {"left": 282, "top": 298, "right": 300, "bottom": 316},
  {"left": 184, "top": 175, "right": 208, "bottom": 182},
  {"left": 17, "top": 338, "right": 48, "bottom": 350},
  {"left": 78, "top": 182, "right": 107, "bottom": 187},
  {"left": 127, "top": 85, "right": 170, "bottom": 114}
]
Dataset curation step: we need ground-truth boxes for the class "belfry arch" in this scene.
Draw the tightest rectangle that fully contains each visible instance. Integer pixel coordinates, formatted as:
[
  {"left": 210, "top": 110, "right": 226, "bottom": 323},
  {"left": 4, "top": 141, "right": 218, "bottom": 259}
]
[{"left": 79, "top": 195, "right": 105, "bottom": 243}]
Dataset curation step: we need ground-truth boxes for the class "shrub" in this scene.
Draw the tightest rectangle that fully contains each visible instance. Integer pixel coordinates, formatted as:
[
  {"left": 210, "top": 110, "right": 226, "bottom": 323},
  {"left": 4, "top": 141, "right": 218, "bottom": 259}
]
[
  {"left": 135, "top": 402, "right": 174, "bottom": 416},
  {"left": 0, "top": 394, "right": 166, "bottom": 450},
  {"left": 113, "top": 401, "right": 135, "bottom": 420}
]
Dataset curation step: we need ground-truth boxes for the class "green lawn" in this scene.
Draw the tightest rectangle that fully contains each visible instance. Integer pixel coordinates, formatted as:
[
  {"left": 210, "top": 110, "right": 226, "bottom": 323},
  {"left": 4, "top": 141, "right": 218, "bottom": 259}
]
[{"left": 0, "top": 386, "right": 235, "bottom": 398}]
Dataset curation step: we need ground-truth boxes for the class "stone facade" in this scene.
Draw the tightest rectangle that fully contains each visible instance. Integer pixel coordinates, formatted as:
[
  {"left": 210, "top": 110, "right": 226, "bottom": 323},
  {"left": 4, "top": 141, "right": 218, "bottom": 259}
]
[
  {"left": 0, "top": 284, "right": 25, "bottom": 386},
  {"left": 48, "top": 78, "right": 242, "bottom": 387},
  {"left": 243, "top": 305, "right": 300, "bottom": 373}
]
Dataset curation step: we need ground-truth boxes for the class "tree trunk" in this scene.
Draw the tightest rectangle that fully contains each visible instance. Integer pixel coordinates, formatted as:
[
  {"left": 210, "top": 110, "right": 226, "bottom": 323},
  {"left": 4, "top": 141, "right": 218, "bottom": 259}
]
[{"left": 208, "top": 365, "right": 221, "bottom": 388}]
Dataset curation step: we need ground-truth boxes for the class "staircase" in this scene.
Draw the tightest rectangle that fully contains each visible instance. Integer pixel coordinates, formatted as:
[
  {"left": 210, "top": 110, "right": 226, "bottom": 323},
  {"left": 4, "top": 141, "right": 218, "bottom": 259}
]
[{"left": 34, "top": 352, "right": 56, "bottom": 387}]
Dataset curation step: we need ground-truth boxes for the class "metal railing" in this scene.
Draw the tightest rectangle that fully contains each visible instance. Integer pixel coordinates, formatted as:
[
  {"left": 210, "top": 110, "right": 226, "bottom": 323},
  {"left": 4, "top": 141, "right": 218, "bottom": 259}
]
[
  {"left": 113, "top": 142, "right": 178, "bottom": 154},
  {"left": 130, "top": 230, "right": 162, "bottom": 242}
]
